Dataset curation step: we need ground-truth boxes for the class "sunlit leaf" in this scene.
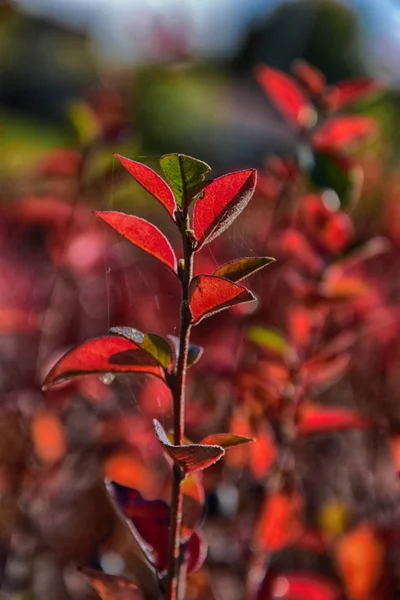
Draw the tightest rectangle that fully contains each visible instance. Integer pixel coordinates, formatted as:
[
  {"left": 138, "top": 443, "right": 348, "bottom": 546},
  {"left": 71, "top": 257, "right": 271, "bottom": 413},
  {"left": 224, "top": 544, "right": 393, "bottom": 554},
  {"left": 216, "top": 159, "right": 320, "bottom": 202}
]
[
  {"left": 247, "top": 326, "right": 289, "bottom": 355},
  {"left": 297, "top": 406, "right": 371, "bottom": 435},
  {"left": 189, "top": 275, "right": 255, "bottom": 324},
  {"left": 335, "top": 525, "right": 384, "bottom": 600},
  {"left": 68, "top": 101, "right": 100, "bottom": 146},
  {"left": 263, "top": 572, "right": 341, "bottom": 600},
  {"left": 326, "top": 78, "right": 382, "bottom": 111},
  {"left": 213, "top": 257, "right": 275, "bottom": 282},
  {"left": 114, "top": 154, "right": 176, "bottom": 220},
  {"left": 201, "top": 433, "right": 254, "bottom": 449},
  {"left": 104, "top": 450, "right": 154, "bottom": 493},
  {"left": 159, "top": 153, "right": 211, "bottom": 207},
  {"left": 95, "top": 212, "right": 178, "bottom": 274},
  {"left": 255, "top": 492, "right": 302, "bottom": 553},
  {"left": 312, "top": 116, "right": 377, "bottom": 153},
  {"left": 255, "top": 64, "right": 313, "bottom": 128},
  {"left": 153, "top": 420, "right": 225, "bottom": 474},
  {"left": 110, "top": 327, "right": 173, "bottom": 369},
  {"left": 193, "top": 169, "right": 257, "bottom": 248},
  {"left": 42, "top": 336, "right": 164, "bottom": 389}
]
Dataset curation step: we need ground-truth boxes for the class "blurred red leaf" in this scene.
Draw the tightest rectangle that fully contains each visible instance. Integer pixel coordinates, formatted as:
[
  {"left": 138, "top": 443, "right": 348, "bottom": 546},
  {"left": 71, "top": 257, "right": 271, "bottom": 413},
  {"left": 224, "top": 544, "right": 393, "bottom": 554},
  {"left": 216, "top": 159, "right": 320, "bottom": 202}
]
[
  {"left": 193, "top": 169, "right": 257, "bottom": 247},
  {"left": 213, "top": 256, "right": 275, "bottom": 282},
  {"left": 42, "top": 336, "right": 164, "bottom": 389},
  {"left": 249, "top": 426, "right": 277, "bottom": 480},
  {"left": 301, "top": 353, "right": 351, "bottom": 391},
  {"left": 265, "top": 573, "right": 341, "bottom": 600},
  {"left": 82, "top": 568, "right": 144, "bottom": 600},
  {"left": 114, "top": 154, "right": 176, "bottom": 221},
  {"left": 186, "top": 530, "right": 207, "bottom": 574},
  {"left": 201, "top": 433, "right": 254, "bottom": 448},
  {"left": 37, "top": 148, "right": 81, "bottom": 178},
  {"left": 255, "top": 64, "right": 312, "bottom": 128},
  {"left": 254, "top": 492, "right": 303, "bottom": 553},
  {"left": 335, "top": 524, "right": 384, "bottom": 600},
  {"left": 313, "top": 116, "right": 377, "bottom": 153},
  {"left": 95, "top": 212, "right": 178, "bottom": 274},
  {"left": 0, "top": 308, "right": 37, "bottom": 334},
  {"left": 292, "top": 60, "right": 326, "bottom": 98},
  {"left": 104, "top": 450, "right": 157, "bottom": 496},
  {"left": 326, "top": 78, "right": 382, "bottom": 111},
  {"left": 297, "top": 405, "right": 371, "bottom": 435},
  {"left": 189, "top": 275, "right": 255, "bottom": 324},
  {"left": 153, "top": 420, "right": 225, "bottom": 474},
  {"left": 31, "top": 410, "right": 67, "bottom": 465}
]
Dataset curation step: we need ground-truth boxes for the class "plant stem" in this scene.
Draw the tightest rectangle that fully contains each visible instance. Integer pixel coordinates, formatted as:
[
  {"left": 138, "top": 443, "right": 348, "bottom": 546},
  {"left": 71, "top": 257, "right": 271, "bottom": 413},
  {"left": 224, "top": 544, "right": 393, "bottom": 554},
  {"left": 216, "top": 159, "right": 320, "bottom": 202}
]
[{"left": 166, "top": 220, "right": 194, "bottom": 600}]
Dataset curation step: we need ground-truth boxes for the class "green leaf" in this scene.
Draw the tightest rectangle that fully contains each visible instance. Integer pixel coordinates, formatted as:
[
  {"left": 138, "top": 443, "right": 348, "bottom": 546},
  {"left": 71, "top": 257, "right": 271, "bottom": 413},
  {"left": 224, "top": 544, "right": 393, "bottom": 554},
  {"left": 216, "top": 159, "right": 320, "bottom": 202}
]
[
  {"left": 110, "top": 327, "right": 173, "bottom": 369},
  {"left": 167, "top": 335, "right": 204, "bottom": 368},
  {"left": 213, "top": 256, "right": 275, "bottom": 282},
  {"left": 247, "top": 326, "right": 288, "bottom": 355},
  {"left": 159, "top": 153, "right": 211, "bottom": 206}
]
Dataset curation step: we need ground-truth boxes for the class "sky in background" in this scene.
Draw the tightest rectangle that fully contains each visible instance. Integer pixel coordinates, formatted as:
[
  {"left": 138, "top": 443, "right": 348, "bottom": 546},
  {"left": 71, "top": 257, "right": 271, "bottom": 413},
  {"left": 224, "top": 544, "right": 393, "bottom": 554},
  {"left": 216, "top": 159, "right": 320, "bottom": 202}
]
[{"left": 13, "top": 0, "right": 400, "bottom": 80}]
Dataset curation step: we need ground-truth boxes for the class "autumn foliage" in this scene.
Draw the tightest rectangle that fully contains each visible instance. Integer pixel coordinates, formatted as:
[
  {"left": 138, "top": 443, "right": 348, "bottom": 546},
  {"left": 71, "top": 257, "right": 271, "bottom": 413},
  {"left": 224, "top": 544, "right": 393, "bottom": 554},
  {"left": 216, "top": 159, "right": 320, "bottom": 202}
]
[{"left": 1, "top": 57, "right": 400, "bottom": 600}]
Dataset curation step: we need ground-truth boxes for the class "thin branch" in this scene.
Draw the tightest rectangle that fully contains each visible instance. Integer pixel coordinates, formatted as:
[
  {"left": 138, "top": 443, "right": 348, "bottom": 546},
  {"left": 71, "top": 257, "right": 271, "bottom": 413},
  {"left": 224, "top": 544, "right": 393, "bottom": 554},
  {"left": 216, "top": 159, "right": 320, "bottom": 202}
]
[{"left": 166, "top": 210, "right": 194, "bottom": 600}]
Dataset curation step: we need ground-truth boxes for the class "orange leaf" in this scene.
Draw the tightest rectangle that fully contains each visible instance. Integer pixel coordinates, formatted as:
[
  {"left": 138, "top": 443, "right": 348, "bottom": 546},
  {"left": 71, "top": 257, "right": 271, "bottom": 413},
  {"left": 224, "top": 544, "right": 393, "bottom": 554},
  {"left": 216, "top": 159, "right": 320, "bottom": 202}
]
[
  {"left": 335, "top": 525, "right": 384, "bottom": 600},
  {"left": 31, "top": 410, "right": 67, "bottom": 464}
]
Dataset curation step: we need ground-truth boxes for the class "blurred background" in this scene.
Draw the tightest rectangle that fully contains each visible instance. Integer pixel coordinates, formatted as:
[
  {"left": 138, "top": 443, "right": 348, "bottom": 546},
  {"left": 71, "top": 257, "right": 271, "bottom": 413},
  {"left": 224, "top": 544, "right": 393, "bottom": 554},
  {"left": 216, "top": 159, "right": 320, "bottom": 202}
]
[
  {"left": 2, "top": 0, "right": 400, "bottom": 170},
  {"left": 2, "top": 1, "right": 400, "bottom": 599}
]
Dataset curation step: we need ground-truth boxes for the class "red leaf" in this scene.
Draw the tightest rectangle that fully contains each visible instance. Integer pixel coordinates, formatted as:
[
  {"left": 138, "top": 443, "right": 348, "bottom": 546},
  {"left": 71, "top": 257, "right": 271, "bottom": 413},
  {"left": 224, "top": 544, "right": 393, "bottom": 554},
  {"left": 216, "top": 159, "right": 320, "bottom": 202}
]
[
  {"left": 110, "top": 482, "right": 170, "bottom": 572},
  {"left": 95, "top": 212, "right": 178, "bottom": 274},
  {"left": 255, "top": 65, "right": 312, "bottom": 128},
  {"left": 312, "top": 116, "right": 377, "bottom": 153},
  {"left": 82, "top": 568, "right": 144, "bottom": 600},
  {"left": 249, "top": 426, "right": 277, "bottom": 480},
  {"left": 213, "top": 256, "right": 275, "bottom": 282},
  {"left": 193, "top": 170, "right": 257, "bottom": 248},
  {"left": 326, "top": 78, "right": 382, "bottom": 111},
  {"left": 153, "top": 420, "right": 225, "bottom": 474},
  {"left": 187, "top": 530, "right": 207, "bottom": 574},
  {"left": 42, "top": 336, "right": 164, "bottom": 389},
  {"left": 31, "top": 410, "right": 67, "bottom": 464},
  {"left": 254, "top": 492, "right": 303, "bottom": 553},
  {"left": 114, "top": 154, "right": 176, "bottom": 220},
  {"left": 292, "top": 60, "right": 326, "bottom": 97},
  {"left": 269, "top": 573, "right": 341, "bottom": 600},
  {"left": 189, "top": 275, "right": 255, "bottom": 324},
  {"left": 297, "top": 406, "right": 371, "bottom": 435}
]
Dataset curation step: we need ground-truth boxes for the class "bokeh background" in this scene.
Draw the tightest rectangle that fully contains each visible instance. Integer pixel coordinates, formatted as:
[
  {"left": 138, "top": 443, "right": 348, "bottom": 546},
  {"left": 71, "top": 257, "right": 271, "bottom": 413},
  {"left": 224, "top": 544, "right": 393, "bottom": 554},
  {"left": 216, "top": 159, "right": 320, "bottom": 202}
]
[{"left": 2, "top": 1, "right": 400, "bottom": 599}]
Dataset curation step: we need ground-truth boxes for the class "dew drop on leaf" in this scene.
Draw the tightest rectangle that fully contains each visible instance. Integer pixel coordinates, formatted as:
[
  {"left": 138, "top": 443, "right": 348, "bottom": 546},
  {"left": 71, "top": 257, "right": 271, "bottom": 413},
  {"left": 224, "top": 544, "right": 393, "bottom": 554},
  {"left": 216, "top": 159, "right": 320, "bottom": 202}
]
[{"left": 100, "top": 373, "right": 115, "bottom": 385}]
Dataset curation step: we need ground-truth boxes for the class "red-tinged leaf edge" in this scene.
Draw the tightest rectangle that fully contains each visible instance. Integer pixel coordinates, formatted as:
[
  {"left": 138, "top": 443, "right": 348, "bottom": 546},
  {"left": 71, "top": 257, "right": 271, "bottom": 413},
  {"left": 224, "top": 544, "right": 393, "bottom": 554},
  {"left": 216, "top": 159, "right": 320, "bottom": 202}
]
[
  {"left": 42, "top": 336, "right": 164, "bottom": 389},
  {"left": 297, "top": 407, "right": 372, "bottom": 436},
  {"left": 193, "top": 169, "right": 257, "bottom": 248},
  {"left": 153, "top": 420, "right": 225, "bottom": 474},
  {"left": 213, "top": 256, "right": 275, "bottom": 282},
  {"left": 189, "top": 274, "right": 256, "bottom": 325},
  {"left": 95, "top": 212, "right": 178, "bottom": 275},
  {"left": 114, "top": 154, "right": 177, "bottom": 221},
  {"left": 255, "top": 64, "right": 313, "bottom": 128},
  {"left": 201, "top": 433, "right": 254, "bottom": 449}
]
